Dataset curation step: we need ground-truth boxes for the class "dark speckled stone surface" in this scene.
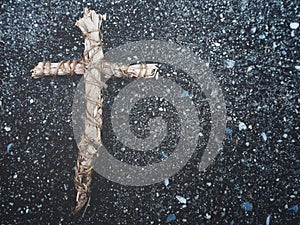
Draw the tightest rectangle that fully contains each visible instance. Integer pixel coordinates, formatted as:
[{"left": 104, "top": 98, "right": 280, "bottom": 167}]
[{"left": 0, "top": 0, "right": 299, "bottom": 224}]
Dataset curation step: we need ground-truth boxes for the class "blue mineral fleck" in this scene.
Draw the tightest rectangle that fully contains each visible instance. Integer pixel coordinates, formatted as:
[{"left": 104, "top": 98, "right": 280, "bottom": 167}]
[
  {"left": 261, "top": 132, "right": 267, "bottom": 141},
  {"left": 6, "top": 143, "right": 13, "bottom": 154},
  {"left": 166, "top": 213, "right": 176, "bottom": 223},
  {"left": 241, "top": 201, "right": 253, "bottom": 211},
  {"left": 266, "top": 214, "right": 271, "bottom": 225},
  {"left": 226, "top": 128, "right": 233, "bottom": 135},
  {"left": 287, "top": 205, "right": 298, "bottom": 213},
  {"left": 161, "top": 151, "right": 168, "bottom": 158},
  {"left": 259, "top": 34, "right": 265, "bottom": 39},
  {"left": 281, "top": 50, "right": 287, "bottom": 55},
  {"left": 181, "top": 90, "right": 189, "bottom": 98},
  {"left": 224, "top": 59, "right": 235, "bottom": 69}
]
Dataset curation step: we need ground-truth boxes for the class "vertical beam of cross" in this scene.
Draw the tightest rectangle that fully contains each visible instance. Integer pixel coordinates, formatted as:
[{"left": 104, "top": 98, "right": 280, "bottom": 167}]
[{"left": 31, "top": 8, "right": 158, "bottom": 214}]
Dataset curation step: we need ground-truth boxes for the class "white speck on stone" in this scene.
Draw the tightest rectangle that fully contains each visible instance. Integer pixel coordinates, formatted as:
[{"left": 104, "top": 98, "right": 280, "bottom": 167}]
[
  {"left": 206, "top": 182, "right": 212, "bottom": 187},
  {"left": 224, "top": 59, "right": 235, "bottom": 69},
  {"left": 181, "top": 204, "right": 187, "bottom": 209},
  {"left": 261, "top": 132, "right": 267, "bottom": 141},
  {"left": 283, "top": 133, "right": 288, "bottom": 138},
  {"left": 290, "top": 22, "right": 299, "bottom": 29},
  {"left": 247, "top": 66, "right": 254, "bottom": 72},
  {"left": 295, "top": 66, "right": 300, "bottom": 70},
  {"left": 238, "top": 122, "right": 247, "bottom": 131},
  {"left": 291, "top": 30, "right": 295, "bottom": 37},
  {"left": 164, "top": 178, "right": 169, "bottom": 187},
  {"left": 13, "top": 174, "right": 18, "bottom": 179},
  {"left": 250, "top": 27, "right": 257, "bottom": 33},
  {"left": 204, "top": 213, "right": 211, "bottom": 219},
  {"left": 176, "top": 195, "right": 187, "bottom": 204},
  {"left": 29, "top": 99, "right": 34, "bottom": 104},
  {"left": 4, "top": 126, "right": 11, "bottom": 132}
]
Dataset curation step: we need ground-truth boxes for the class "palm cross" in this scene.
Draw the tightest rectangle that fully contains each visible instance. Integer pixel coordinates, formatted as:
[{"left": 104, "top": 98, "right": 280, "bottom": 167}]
[{"left": 31, "top": 8, "right": 158, "bottom": 214}]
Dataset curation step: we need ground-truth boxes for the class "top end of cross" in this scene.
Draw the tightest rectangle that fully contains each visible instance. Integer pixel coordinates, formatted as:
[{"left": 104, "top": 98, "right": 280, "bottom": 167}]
[{"left": 76, "top": 8, "right": 107, "bottom": 61}]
